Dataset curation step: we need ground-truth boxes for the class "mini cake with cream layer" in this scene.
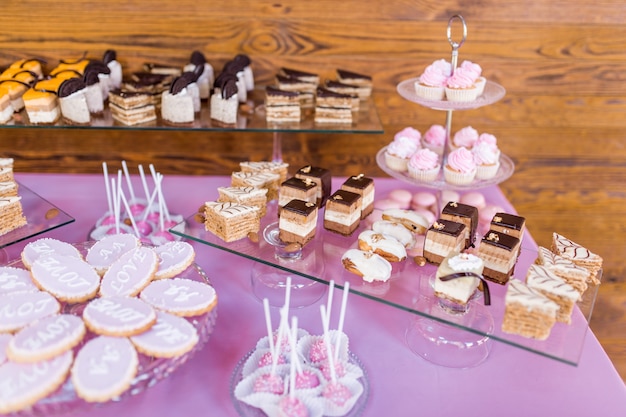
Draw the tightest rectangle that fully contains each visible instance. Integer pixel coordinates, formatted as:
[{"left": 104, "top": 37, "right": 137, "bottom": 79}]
[
  {"left": 477, "top": 230, "right": 521, "bottom": 285},
  {"left": 278, "top": 199, "right": 318, "bottom": 246},
  {"left": 340, "top": 174, "right": 375, "bottom": 219},
  {"left": 323, "top": 189, "right": 362, "bottom": 236},
  {"left": 423, "top": 219, "right": 466, "bottom": 265}
]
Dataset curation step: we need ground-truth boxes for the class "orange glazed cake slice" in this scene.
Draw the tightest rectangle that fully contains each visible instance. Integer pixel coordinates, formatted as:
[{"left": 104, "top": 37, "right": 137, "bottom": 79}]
[
  {"left": 502, "top": 279, "right": 559, "bottom": 340},
  {"left": 204, "top": 201, "right": 260, "bottom": 243},
  {"left": 551, "top": 232, "right": 603, "bottom": 285},
  {"left": 525, "top": 264, "right": 579, "bottom": 324},
  {"left": 535, "top": 246, "right": 589, "bottom": 295}
]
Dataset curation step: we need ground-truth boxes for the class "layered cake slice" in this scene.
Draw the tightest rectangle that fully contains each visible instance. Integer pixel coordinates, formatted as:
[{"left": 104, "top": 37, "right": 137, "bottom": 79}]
[
  {"left": 535, "top": 246, "right": 589, "bottom": 295},
  {"left": 501, "top": 279, "right": 559, "bottom": 340},
  {"left": 490, "top": 212, "right": 526, "bottom": 240},
  {"left": 551, "top": 232, "right": 602, "bottom": 285},
  {"left": 477, "top": 230, "right": 521, "bottom": 285},
  {"left": 108, "top": 89, "right": 157, "bottom": 126},
  {"left": 278, "top": 199, "right": 318, "bottom": 246},
  {"left": 434, "top": 251, "right": 485, "bottom": 306},
  {"left": 0, "top": 196, "right": 27, "bottom": 236},
  {"left": 323, "top": 189, "right": 362, "bottom": 236},
  {"left": 440, "top": 201, "right": 479, "bottom": 249},
  {"left": 231, "top": 171, "right": 280, "bottom": 201},
  {"left": 204, "top": 201, "right": 260, "bottom": 243},
  {"left": 280, "top": 68, "right": 320, "bottom": 86},
  {"left": 423, "top": 219, "right": 466, "bottom": 265},
  {"left": 275, "top": 74, "right": 316, "bottom": 108},
  {"left": 525, "top": 264, "right": 579, "bottom": 324},
  {"left": 58, "top": 77, "right": 90, "bottom": 125},
  {"left": 210, "top": 73, "right": 239, "bottom": 126},
  {"left": 324, "top": 80, "right": 360, "bottom": 110},
  {"left": 278, "top": 177, "right": 317, "bottom": 211},
  {"left": 336, "top": 69, "right": 373, "bottom": 99},
  {"left": 217, "top": 186, "right": 268, "bottom": 217},
  {"left": 314, "top": 87, "right": 352, "bottom": 124},
  {"left": 239, "top": 161, "right": 289, "bottom": 184},
  {"left": 340, "top": 174, "right": 375, "bottom": 219},
  {"left": 161, "top": 75, "right": 195, "bottom": 125},
  {"left": 295, "top": 165, "right": 331, "bottom": 207},
  {"left": 265, "top": 86, "right": 301, "bottom": 123}
]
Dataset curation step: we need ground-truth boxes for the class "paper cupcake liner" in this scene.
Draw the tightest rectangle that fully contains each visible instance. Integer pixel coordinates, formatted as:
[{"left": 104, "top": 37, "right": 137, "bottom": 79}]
[
  {"left": 475, "top": 77, "right": 487, "bottom": 96},
  {"left": 260, "top": 393, "right": 326, "bottom": 417},
  {"left": 444, "top": 165, "right": 477, "bottom": 185},
  {"left": 445, "top": 86, "right": 479, "bottom": 102},
  {"left": 408, "top": 165, "right": 441, "bottom": 182},
  {"left": 319, "top": 378, "right": 364, "bottom": 417},
  {"left": 234, "top": 364, "right": 290, "bottom": 408},
  {"left": 413, "top": 82, "right": 446, "bottom": 100},
  {"left": 297, "top": 331, "right": 350, "bottom": 366},
  {"left": 384, "top": 152, "right": 409, "bottom": 172},
  {"left": 475, "top": 161, "right": 500, "bottom": 180}
]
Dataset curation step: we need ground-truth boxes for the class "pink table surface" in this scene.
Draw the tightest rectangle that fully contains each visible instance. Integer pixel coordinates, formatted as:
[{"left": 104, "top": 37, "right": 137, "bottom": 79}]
[{"left": 9, "top": 173, "right": 626, "bottom": 417}]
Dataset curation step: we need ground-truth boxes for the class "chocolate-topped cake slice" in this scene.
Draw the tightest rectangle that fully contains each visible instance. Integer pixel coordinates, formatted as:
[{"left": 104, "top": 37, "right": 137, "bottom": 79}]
[
  {"left": 279, "top": 177, "right": 317, "bottom": 210},
  {"left": 477, "top": 230, "right": 521, "bottom": 285},
  {"left": 108, "top": 89, "right": 157, "bottom": 126},
  {"left": 275, "top": 74, "right": 316, "bottom": 108},
  {"left": 336, "top": 69, "right": 372, "bottom": 99},
  {"left": 323, "top": 189, "right": 362, "bottom": 236},
  {"left": 280, "top": 67, "right": 320, "bottom": 86},
  {"left": 490, "top": 212, "right": 526, "bottom": 240},
  {"left": 423, "top": 219, "right": 466, "bottom": 265},
  {"left": 265, "top": 85, "right": 301, "bottom": 123},
  {"left": 314, "top": 87, "right": 352, "bottom": 124},
  {"left": 279, "top": 199, "right": 318, "bottom": 246},
  {"left": 295, "top": 165, "right": 331, "bottom": 207},
  {"left": 340, "top": 174, "right": 375, "bottom": 219},
  {"left": 324, "top": 80, "right": 360, "bottom": 111},
  {"left": 440, "top": 201, "right": 479, "bottom": 249}
]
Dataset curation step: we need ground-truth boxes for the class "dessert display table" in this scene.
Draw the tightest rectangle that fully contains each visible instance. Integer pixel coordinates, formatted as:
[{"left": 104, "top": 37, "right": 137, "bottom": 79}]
[{"left": 8, "top": 173, "right": 626, "bottom": 417}]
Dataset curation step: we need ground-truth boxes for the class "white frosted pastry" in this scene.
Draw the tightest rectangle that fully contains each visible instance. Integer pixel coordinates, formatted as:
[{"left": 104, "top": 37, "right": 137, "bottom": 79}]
[
  {"left": 341, "top": 248, "right": 392, "bottom": 283},
  {"left": 371, "top": 220, "right": 415, "bottom": 248},
  {"left": 381, "top": 208, "right": 430, "bottom": 234},
  {"left": 434, "top": 252, "right": 484, "bottom": 305},
  {"left": 357, "top": 230, "right": 407, "bottom": 262}
]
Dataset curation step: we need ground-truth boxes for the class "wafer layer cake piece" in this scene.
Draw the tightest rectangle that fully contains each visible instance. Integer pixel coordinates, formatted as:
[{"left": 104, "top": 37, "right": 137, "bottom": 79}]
[
  {"left": 324, "top": 80, "right": 360, "bottom": 110},
  {"left": 278, "top": 199, "right": 318, "bottom": 246},
  {"left": 204, "top": 201, "right": 260, "bottom": 243},
  {"left": 336, "top": 69, "right": 373, "bottom": 99},
  {"left": 278, "top": 177, "right": 317, "bottom": 210},
  {"left": 323, "top": 189, "right": 362, "bottom": 236},
  {"left": 265, "top": 86, "right": 301, "bottom": 123},
  {"left": 231, "top": 171, "right": 280, "bottom": 201},
  {"left": 551, "top": 232, "right": 603, "bottom": 285},
  {"left": 525, "top": 264, "right": 579, "bottom": 324},
  {"left": 440, "top": 201, "right": 479, "bottom": 249},
  {"left": 340, "top": 174, "right": 374, "bottom": 219},
  {"left": 0, "top": 196, "right": 27, "bottom": 236},
  {"left": 423, "top": 219, "right": 466, "bottom": 265},
  {"left": 217, "top": 186, "right": 268, "bottom": 217},
  {"left": 314, "top": 87, "right": 352, "bottom": 124},
  {"left": 0, "top": 159, "right": 15, "bottom": 183},
  {"left": 535, "top": 246, "right": 589, "bottom": 295},
  {"left": 477, "top": 230, "right": 521, "bottom": 285},
  {"left": 502, "top": 279, "right": 559, "bottom": 340},
  {"left": 239, "top": 161, "right": 289, "bottom": 184},
  {"left": 0, "top": 181, "right": 18, "bottom": 198},
  {"left": 275, "top": 74, "right": 316, "bottom": 108},
  {"left": 295, "top": 165, "right": 331, "bottom": 207},
  {"left": 108, "top": 89, "right": 157, "bottom": 126}
]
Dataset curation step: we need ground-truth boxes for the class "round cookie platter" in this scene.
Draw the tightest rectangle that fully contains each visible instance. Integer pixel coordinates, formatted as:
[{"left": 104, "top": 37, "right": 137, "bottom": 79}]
[{"left": 0, "top": 241, "right": 218, "bottom": 416}]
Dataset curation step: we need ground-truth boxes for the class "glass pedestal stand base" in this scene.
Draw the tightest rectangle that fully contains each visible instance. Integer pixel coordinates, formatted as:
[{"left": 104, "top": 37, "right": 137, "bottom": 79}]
[
  {"left": 405, "top": 295, "right": 494, "bottom": 369},
  {"left": 250, "top": 221, "right": 327, "bottom": 308}
]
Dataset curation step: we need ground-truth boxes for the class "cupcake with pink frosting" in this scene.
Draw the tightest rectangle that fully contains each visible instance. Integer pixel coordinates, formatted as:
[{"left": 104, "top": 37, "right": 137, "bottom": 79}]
[
  {"left": 445, "top": 66, "right": 479, "bottom": 102},
  {"left": 394, "top": 126, "right": 421, "bottom": 146},
  {"left": 407, "top": 148, "right": 441, "bottom": 182},
  {"left": 414, "top": 59, "right": 451, "bottom": 100},
  {"left": 444, "top": 147, "right": 477, "bottom": 185},
  {"left": 421, "top": 124, "right": 446, "bottom": 155},
  {"left": 475, "top": 132, "right": 500, "bottom": 157},
  {"left": 384, "top": 133, "right": 420, "bottom": 172},
  {"left": 460, "top": 60, "right": 486, "bottom": 96},
  {"left": 472, "top": 141, "right": 501, "bottom": 180},
  {"left": 452, "top": 126, "right": 479, "bottom": 150}
]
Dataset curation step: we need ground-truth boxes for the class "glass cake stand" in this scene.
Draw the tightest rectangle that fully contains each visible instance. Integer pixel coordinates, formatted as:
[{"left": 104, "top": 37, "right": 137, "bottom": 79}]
[
  {"left": 5, "top": 242, "right": 218, "bottom": 417},
  {"left": 0, "top": 182, "right": 75, "bottom": 264}
]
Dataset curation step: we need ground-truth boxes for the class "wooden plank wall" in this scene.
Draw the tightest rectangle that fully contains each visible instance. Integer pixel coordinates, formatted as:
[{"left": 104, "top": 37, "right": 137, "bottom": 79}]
[{"left": 1, "top": 0, "right": 625, "bottom": 379}]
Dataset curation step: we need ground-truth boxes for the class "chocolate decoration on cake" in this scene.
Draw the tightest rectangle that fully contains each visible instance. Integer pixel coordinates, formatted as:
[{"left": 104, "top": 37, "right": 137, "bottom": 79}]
[
  {"left": 266, "top": 85, "right": 299, "bottom": 98},
  {"left": 84, "top": 60, "right": 111, "bottom": 75},
  {"left": 213, "top": 72, "right": 238, "bottom": 91},
  {"left": 190, "top": 51, "right": 206, "bottom": 66},
  {"left": 169, "top": 76, "right": 191, "bottom": 95},
  {"left": 439, "top": 272, "right": 491, "bottom": 305},
  {"left": 220, "top": 79, "right": 238, "bottom": 100},
  {"left": 281, "top": 177, "right": 316, "bottom": 191},
  {"left": 102, "top": 49, "right": 117, "bottom": 65},
  {"left": 58, "top": 77, "right": 86, "bottom": 98},
  {"left": 316, "top": 87, "right": 351, "bottom": 99},
  {"left": 282, "top": 199, "right": 317, "bottom": 216},
  {"left": 60, "top": 52, "right": 88, "bottom": 64},
  {"left": 343, "top": 174, "right": 373, "bottom": 190},
  {"left": 233, "top": 54, "right": 251, "bottom": 67},
  {"left": 337, "top": 69, "right": 372, "bottom": 81},
  {"left": 482, "top": 230, "right": 520, "bottom": 251},
  {"left": 428, "top": 219, "right": 466, "bottom": 237},
  {"left": 19, "top": 58, "right": 47, "bottom": 67},
  {"left": 491, "top": 212, "right": 525, "bottom": 232},
  {"left": 13, "top": 70, "right": 39, "bottom": 81},
  {"left": 50, "top": 69, "right": 83, "bottom": 78},
  {"left": 83, "top": 69, "right": 100, "bottom": 86},
  {"left": 329, "top": 189, "right": 360, "bottom": 206},
  {"left": 281, "top": 67, "right": 317, "bottom": 79},
  {"left": 131, "top": 72, "right": 171, "bottom": 85},
  {"left": 0, "top": 79, "right": 34, "bottom": 88}
]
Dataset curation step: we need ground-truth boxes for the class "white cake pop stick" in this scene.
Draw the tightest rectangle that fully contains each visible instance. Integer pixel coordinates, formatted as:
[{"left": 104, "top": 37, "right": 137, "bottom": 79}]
[
  {"left": 110, "top": 177, "right": 120, "bottom": 234},
  {"left": 119, "top": 186, "right": 141, "bottom": 238},
  {"left": 141, "top": 178, "right": 161, "bottom": 222},
  {"left": 263, "top": 298, "right": 275, "bottom": 360},
  {"left": 138, "top": 164, "right": 151, "bottom": 203},
  {"left": 284, "top": 276, "right": 292, "bottom": 310},
  {"left": 320, "top": 305, "right": 337, "bottom": 383},
  {"left": 325, "top": 280, "right": 335, "bottom": 331},
  {"left": 288, "top": 316, "right": 298, "bottom": 398},
  {"left": 102, "top": 162, "right": 112, "bottom": 215},
  {"left": 121, "top": 160, "right": 136, "bottom": 202},
  {"left": 334, "top": 281, "right": 350, "bottom": 361}
]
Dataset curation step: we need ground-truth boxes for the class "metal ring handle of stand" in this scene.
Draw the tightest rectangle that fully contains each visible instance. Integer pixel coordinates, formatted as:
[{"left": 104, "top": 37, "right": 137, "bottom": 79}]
[{"left": 443, "top": 15, "right": 469, "bottom": 165}]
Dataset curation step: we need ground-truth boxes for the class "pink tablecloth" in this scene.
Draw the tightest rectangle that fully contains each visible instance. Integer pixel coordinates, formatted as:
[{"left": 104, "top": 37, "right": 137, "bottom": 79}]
[{"left": 9, "top": 173, "right": 626, "bottom": 417}]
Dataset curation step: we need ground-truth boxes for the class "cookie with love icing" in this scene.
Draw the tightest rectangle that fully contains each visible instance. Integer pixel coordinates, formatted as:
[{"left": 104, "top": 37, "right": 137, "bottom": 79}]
[
  {"left": 7, "top": 314, "right": 86, "bottom": 363},
  {"left": 83, "top": 296, "right": 157, "bottom": 337},
  {"left": 21, "top": 238, "right": 83, "bottom": 269},
  {"left": 0, "top": 266, "right": 38, "bottom": 295},
  {"left": 0, "top": 290, "right": 60, "bottom": 333},
  {"left": 153, "top": 241, "right": 196, "bottom": 280},
  {"left": 30, "top": 254, "right": 101, "bottom": 303},
  {"left": 0, "top": 350, "right": 73, "bottom": 413},
  {"left": 100, "top": 246, "right": 159, "bottom": 297},
  {"left": 71, "top": 336, "right": 139, "bottom": 403},
  {"left": 140, "top": 277, "right": 217, "bottom": 316},
  {"left": 130, "top": 310, "right": 199, "bottom": 358},
  {"left": 86, "top": 233, "right": 140, "bottom": 275}
]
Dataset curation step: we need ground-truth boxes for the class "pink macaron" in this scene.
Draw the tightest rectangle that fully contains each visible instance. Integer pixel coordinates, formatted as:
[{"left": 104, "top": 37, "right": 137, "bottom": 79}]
[
  {"left": 410, "top": 191, "right": 438, "bottom": 212},
  {"left": 460, "top": 191, "right": 486, "bottom": 210},
  {"left": 387, "top": 189, "right": 413, "bottom": 209}
]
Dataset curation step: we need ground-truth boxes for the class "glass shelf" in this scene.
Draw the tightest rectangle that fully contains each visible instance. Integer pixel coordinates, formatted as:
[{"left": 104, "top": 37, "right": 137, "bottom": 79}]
[
  {"left": 171, "top": 201, "right": 599, "bottom": 366},
  {"left": 0, "top": 89, "right": 384, "bottom": 135},
  {"left": 0, "top": 182, "right": 75, "bottom": 250}
]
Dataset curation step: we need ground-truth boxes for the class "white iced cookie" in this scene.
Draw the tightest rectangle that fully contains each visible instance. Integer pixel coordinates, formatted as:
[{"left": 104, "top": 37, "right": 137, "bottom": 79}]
[
  {"left": 0, "top": 266, "right": 38, "bottom": 295},
  {"left": 100, "top": 246, "right": 158, "bottom": 297},
  {"left": 0, "top": 334, "right": 11, "bottom": 365},
  {"left": 341, "top": 248, "right": 392, "bottom": 283},
  {"left": 357, "top": 230, "right": 407, "bottom": 262},
  {"left": 7, "top": 314, "right": 86, "bottom": 363},
  {"left": 21, "top": 238, "right": 82, "bottom": 269},
  {"left": 381, "top": 208, "right": 430, "bottom": 234},
  {"left": 130, "top": 310, "right": 199, "bottom": 358},
  {"left": 140, "top": 278, "right": 218, "bottom": 317},
  {"left": 0, "top": 291, "right": 61, "bottom": 333},
  {"left": 83, "top": 296, "right": 157, "bottom": 337},
  {"left": 153, "top": 241, "right": 196, "bottom": 280},
  {"left": 30, "top": 254, "right": 101, "bottom": 303},
  {"left": 371, "top": 220, "right": 415, "bottom": 248},
  {"left": 0, "top": 351, "right": 73, "bottom": 414},
  {"left": 86, "top": 233, "right": 140, "bottom": 275},
  {"left": 71, "top": 336, "right": 139, "bottom": 403}
]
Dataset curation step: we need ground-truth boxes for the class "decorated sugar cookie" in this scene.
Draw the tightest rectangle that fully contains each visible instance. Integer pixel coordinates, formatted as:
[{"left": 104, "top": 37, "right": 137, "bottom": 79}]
[
  {"left": 130, "top": 310, "right": 199, "bottom": 358},
  {"left": 153, "top": 241, "right": 195, "bottom": 280},
  {"left": 86, "top": 233, "right": 140, "bottom": 275},
  {"left": 0, "top": 266, "right": 38, "bottom": 295},
  {"left": 21, "top": 238, "right": 82, "bottom": 269},
  {"left": 30, "top": 254, "right": 101, "bottom": 303},
  {"left": 71, "top": 336, "right": 139, "bottom": 403},
  {"left": 83, "top": 296, "right": 157, "bottom": 337},
  {"left": 140, "top": 277, "right": 217, "bottom": 317},
  {"left": 0, "top": 291, "right": 60, "bottom": 333},
  {"left": 100, "top": 246, "right": 158, "bottom": 297}
]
